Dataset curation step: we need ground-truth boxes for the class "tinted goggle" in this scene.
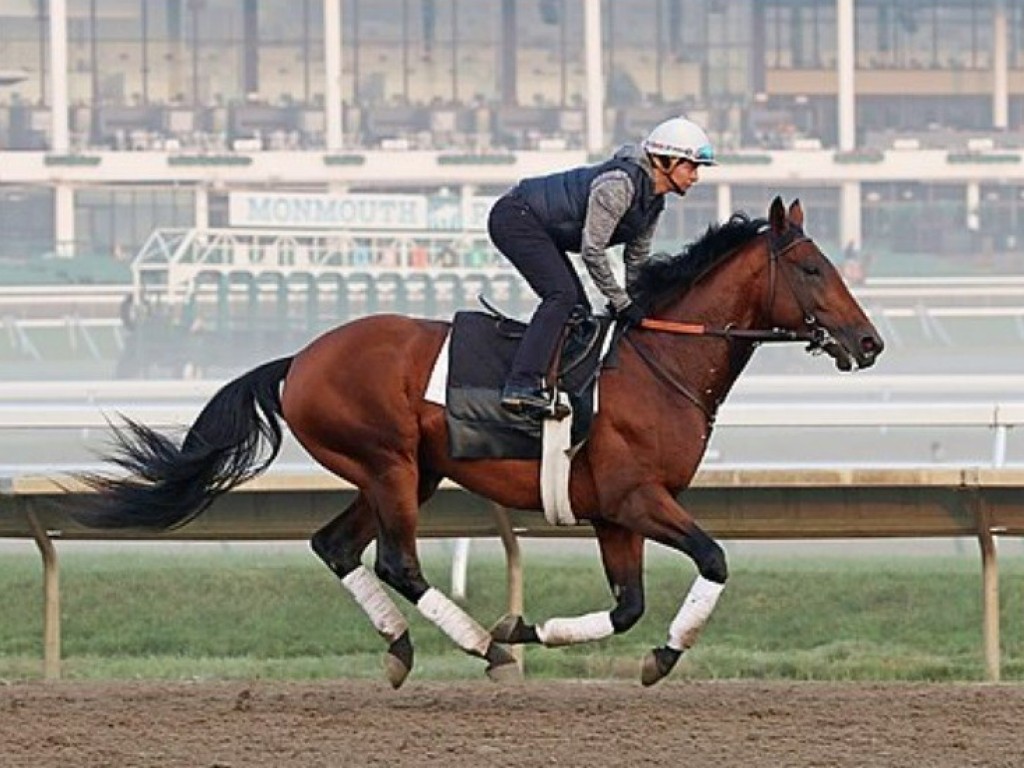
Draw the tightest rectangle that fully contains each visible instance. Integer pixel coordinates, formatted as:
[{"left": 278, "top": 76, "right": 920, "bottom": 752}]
[{"left": 683, "top": 144, "right": 717, "bottom": 165}]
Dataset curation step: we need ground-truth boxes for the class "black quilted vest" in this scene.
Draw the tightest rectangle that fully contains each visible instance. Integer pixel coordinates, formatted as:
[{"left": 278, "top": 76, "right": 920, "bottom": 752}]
[{"left": 515, "top": 156, "right": 664, "bottom": 253}]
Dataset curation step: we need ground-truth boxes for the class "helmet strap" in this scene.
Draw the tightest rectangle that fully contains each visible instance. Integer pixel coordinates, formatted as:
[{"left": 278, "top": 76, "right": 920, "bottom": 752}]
[{"left": 649, "top": 153, "right": 687, "bottom": 196}]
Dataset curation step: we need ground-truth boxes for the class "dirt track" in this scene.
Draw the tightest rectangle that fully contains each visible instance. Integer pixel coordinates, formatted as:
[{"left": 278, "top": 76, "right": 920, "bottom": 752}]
[{"left": 1, "top": 679, "right": 1022, "bottom": 767}]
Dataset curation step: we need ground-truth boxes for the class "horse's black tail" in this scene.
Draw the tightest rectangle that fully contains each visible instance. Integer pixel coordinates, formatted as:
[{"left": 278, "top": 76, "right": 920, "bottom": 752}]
[{"left": 75, "top": 356, "right": 294, "bottom": 530}]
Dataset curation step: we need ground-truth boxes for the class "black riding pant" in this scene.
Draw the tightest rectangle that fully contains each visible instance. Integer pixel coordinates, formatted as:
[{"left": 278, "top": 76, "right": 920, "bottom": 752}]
[{"left": 488, "top": 192, "right": 589, "bottom": 389}]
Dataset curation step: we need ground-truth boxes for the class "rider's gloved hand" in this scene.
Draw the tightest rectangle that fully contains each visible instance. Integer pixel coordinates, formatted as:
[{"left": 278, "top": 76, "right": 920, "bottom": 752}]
[{"left": 615, "top": 302, "right": 646, "bottom": 328}]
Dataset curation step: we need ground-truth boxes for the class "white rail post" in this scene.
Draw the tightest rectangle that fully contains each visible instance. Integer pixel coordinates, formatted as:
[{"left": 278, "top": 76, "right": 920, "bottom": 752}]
[
  {"left": 450, "top": 537, "right": 471, "bottom": 601},
  {"left": 26, "top": 509, "right": 61, "bottom": 681}
]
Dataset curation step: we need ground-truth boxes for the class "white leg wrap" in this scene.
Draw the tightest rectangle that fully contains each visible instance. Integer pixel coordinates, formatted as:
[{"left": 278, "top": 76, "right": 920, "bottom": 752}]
[
  {"left": 417, "top": 588, "right": 491, "bottom": 657},
  {"left": 536, "top": 611, "right": 615, "bottom": 647},
  {"left": 667, "top": 576, "right": 725, "bottom": 652},
  {"left": 341, "top": 565, "right": 408, "bottom": 643}
]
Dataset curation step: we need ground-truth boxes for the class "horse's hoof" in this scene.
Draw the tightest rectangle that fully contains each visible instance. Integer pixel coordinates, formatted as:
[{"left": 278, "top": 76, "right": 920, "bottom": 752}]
[
  {"left": 384, "top": 631, "right": 414, "bottom": 689},
  {"left": 490, "top": 614, "right": 537, "bottom": 644},
  {"left": 484, "top": 642, "right": 522, "bottom": 684},
  {"left": 640, "top": 645, "right": 682, "bottom": 687}
]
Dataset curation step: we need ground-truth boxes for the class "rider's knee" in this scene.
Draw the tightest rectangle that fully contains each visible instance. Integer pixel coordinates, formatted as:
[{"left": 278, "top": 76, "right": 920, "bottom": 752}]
[{"left": 541, "top": 289, "right": 580, "bottom": 313}]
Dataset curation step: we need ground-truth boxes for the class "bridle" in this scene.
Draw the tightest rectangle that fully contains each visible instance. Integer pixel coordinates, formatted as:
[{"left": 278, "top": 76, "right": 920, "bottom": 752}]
[
  {"left": 622, "top": 229, "right": 836, "bottom": 421},
  {"left": 763, "top": 229, "right": 837, "bottom": 355},
  {"left": 634, "top": 229, "right": 833, "bottom": 350}
]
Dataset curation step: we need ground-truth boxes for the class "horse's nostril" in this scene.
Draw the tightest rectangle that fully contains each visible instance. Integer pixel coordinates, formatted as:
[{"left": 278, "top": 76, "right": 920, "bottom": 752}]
[{"left": 861, "top": 336, "right": 883, "bottom": 356}]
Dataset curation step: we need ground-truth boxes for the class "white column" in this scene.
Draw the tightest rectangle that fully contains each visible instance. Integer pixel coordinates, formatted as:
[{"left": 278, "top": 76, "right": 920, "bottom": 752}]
[
  {"left": 583, "top": 0, "right": 604, "bottom": 153},
  {"left": 716, "top": 183, "right": 732, "bottom": 223},
  {"left": 460, "top": 184, "right": 476, "bottom": 233},
  {"left": 966, "top": 181, "right": 981, "bottom": 232},
  {"left": 841, "top": 181, "right": 862, "bottom": 252},
  {"left": 324, "top": 0, "right": 344, "bottom": 151},
  {"left": 55, "top": 184, "right": 75, "bottom": 258},
  {"left": 48, "top": 0, "right": 69, "bottom": 153},
  {"left": 836, "top": 0, "right": 856, "bottom": 151},
  {"left": 993, "top": 0, "right": 1009, "bottom": 130},
  {"left": 194, "top": 185, "right": 210, "bottom": 229}
]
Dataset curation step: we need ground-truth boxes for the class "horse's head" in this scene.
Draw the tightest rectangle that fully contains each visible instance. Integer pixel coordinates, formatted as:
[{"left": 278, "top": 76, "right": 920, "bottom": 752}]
[{"left": 764, "top": 196, "right": 884, "bottom": 371}]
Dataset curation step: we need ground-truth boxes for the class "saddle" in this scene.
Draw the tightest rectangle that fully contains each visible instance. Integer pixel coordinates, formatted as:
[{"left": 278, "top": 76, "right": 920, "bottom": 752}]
[{"left": 444, "top": 309, "right": 613, "bottom": 459}]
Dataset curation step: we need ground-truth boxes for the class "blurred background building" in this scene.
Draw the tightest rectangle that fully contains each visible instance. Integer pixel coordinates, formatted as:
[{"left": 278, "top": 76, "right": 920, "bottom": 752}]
[{"left": 1, "top": 0, "right": 1024, "bottom": 378}]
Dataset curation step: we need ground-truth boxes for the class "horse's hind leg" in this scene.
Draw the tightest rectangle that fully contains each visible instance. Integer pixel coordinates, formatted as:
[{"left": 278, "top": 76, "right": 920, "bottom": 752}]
[
  {"left": 492, "top": 520, "right": 645, "bottom": 648},
  {"left": 311, "top": 494, "right": 416, "bottom": 688},
  {"left": 369, "top": 465, "right": 519, "bottom": 682}
]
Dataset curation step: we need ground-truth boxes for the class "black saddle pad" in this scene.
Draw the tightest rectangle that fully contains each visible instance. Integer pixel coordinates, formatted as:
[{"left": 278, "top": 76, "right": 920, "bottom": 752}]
[{"left": 444, "top": 310, "right": 612, "bottom": 459}]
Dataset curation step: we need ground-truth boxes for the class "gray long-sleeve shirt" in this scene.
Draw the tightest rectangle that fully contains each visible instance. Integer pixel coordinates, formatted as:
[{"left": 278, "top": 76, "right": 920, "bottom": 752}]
[{"left": 580, "top": 150, "right": 662, "bottom": 311}]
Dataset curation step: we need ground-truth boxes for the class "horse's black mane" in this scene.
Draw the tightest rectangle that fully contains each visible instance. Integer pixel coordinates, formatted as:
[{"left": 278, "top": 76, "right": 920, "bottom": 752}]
[{"left": 631, "top": 212, "right": 768, "bottom": 310}]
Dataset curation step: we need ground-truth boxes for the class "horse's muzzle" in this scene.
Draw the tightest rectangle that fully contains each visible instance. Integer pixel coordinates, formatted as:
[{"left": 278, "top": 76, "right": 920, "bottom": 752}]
[
  {"left": 824, "top": 329, "right": 884, "bottom": 371},
  {"left": 857, "top": 333, "right": 884, "bottom": 369}
]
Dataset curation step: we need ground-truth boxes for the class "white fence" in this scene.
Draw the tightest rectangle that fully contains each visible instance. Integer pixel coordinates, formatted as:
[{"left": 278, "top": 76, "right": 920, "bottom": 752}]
[
  {"left": 0, "top": 376, "right": 1022, "bottom": 467},
  {"left": 3, "top": 376, "right": 1024, "bottom": 681}
]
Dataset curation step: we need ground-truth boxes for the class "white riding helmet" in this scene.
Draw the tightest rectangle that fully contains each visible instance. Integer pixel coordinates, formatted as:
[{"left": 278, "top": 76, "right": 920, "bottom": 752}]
[{"left": 642, "top": 116, "right": 717, "bottom": 166}]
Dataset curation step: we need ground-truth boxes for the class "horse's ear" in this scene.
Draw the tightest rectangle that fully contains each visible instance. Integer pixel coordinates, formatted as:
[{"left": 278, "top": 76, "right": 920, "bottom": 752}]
[
  {"left": 769, "top": 196, "right": 787, "bottom": 236},
  {"left": 788, "top": 199, "right": 804, "bottom": 228}
]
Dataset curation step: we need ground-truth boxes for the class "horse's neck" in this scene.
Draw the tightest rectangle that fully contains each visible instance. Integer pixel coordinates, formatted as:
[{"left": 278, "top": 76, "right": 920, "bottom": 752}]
[{"left": 657, "top": 250, "right": 766, "bottom": 414}]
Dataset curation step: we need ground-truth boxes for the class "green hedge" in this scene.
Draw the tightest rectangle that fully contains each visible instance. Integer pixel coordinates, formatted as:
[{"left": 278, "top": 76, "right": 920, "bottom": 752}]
[
  {"left": 834, "top": 150, "right": 885, "bottom": 164},
  {"left": 323, "top": 154, "right": 367, "bottom": 166},
  {"left": 718, "top": 153, "right": 773, "bottom": 165},
  {"left": 437, "top": 153, "right": 517, "bottom": 165},
  {"left": 167, "top": 155, "right": 254, "bottom": 166},
  {"left": 43, "top": 155, "right": 102, "bottom": 166},
  {"left": 947, "top": 152, "right": 1021, "bottom": 164}
]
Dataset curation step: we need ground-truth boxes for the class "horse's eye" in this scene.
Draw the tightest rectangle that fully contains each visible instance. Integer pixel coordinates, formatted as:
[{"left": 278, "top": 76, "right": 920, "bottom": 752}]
[{"left": 800, "top": 264, "right": 821, "bottom": 277}]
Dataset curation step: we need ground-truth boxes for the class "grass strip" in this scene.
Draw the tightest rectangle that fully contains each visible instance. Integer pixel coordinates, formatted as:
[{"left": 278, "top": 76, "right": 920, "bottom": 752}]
[{"left": 0, "top": 545, "right": 1021, "bottom": 682}]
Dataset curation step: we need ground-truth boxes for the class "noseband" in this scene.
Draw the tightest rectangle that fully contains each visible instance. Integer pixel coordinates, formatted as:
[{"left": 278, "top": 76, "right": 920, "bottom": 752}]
[{"left": 767, "top": 230, "right": 834, "bottom": 355}]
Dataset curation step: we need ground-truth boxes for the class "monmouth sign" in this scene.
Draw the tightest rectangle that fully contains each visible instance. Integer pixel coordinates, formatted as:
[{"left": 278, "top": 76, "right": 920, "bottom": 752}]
[{"left": 229, "top": 192, "right": 495, "bottom": 232}]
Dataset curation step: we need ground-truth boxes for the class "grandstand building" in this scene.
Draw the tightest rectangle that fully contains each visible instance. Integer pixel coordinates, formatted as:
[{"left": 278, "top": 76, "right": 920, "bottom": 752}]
[{"left": 2, "top": 0, "right": 1024, "bottom": 283}]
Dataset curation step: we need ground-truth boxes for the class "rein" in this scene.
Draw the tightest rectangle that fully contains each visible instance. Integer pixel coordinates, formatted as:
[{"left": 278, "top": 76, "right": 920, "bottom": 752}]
[
  {"left": 622, "top": 333, "right": 715, "bottom": 422},
  {"left": 636, "top": 232, "right": 819, "bottom": 344},
  {"left": 637, "top": 317, "right": 810, "bottom": 343},
  {"left": 624, "top": 230, "right": 829, "bottom": 422}
]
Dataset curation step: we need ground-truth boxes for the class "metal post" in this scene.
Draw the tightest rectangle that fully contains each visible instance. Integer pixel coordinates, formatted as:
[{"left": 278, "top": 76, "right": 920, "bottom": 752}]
[
  {"left": 54, "top": 184, "right": 76, "bottom": 259},
  {"left": 583, "top": 0, "right": 603, "bottom": 153},
  {"left": 841, "top": 181, "right": 862, "bottom": 257},
  {"left": 26, "top": 509, "right": 61, "bottom": 681},
  {"left": 836, "top": 0, "right": 856, "bottom": 151},
  {"left": 491, "top": 504, "right": 524, "bottom": 669},
  {"left": 450, "top": 537, "right": 470, "bottom": 601},
  {"left": 993, "top": 0, "right": 1009, "bottom": 130},
  {"left": 323, "top": 0, "right": 344, "bottom": 151},
  {"left": 194, "top": 184, "right": 209, "bottom": 230},
  {"left": 974, "top": 495, "right": 1001, "bottom": 682},
  {"left": 48, "top": 0, "right": 69, "bottom": 152},
  {"left": 717, "top": 183, "right": 732, "bottom": 224},
  {"left": 992, "top": 425, "right": 1007, "bottom": 468}
]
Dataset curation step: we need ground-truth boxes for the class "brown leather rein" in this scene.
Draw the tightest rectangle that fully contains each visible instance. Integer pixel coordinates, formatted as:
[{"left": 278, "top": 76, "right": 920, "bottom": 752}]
[
  {"left": 634, "top": 233, "right": 819, "bottom": 344},
  {"left": 636, "top": 316, "right": 810, "bottom": 343},
  {"left": 621, "top": 232, "right": 829, "bottom": 422}
]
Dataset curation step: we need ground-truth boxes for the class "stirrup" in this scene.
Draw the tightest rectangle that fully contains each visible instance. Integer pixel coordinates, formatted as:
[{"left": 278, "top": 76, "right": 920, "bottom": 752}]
[{"left": 500, "top": 384, "right": 550, "bottom": 414}]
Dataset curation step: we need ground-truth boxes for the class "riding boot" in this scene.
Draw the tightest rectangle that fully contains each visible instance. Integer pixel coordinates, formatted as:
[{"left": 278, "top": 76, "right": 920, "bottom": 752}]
[
  {"left": 500, "top": 379, "right": 552, "bottom": 416},
  {"left": 501, "top": 308, "right": 573, "bottom": 418}
]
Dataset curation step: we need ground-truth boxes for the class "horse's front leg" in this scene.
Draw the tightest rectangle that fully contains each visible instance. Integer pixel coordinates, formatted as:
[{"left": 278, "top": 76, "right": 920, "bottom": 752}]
[
  {"left": 491, "top": 520, "right": 645, "bottom": 647},
  {"left": 618, "top": 483, "right": 728, "bottom": 687}
]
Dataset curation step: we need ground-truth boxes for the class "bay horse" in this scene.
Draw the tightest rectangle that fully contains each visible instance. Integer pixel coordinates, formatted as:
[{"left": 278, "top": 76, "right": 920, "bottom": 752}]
[{"left": 78, "top": 197, "right": 883, "bottom": 687}]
